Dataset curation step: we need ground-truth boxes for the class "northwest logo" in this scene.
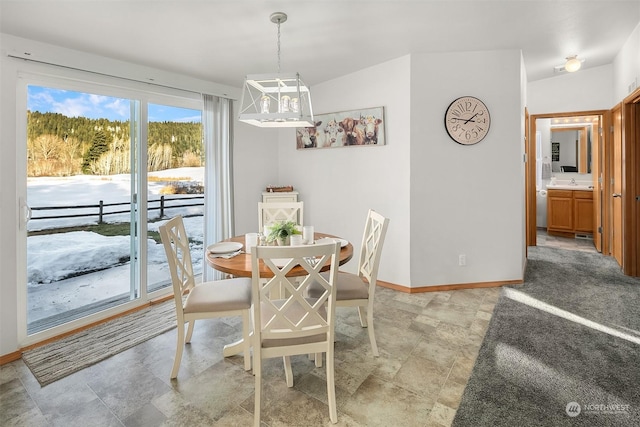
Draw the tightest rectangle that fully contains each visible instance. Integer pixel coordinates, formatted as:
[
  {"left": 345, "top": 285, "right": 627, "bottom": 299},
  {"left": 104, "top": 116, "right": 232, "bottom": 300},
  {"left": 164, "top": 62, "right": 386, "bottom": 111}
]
[{"left": 566, "top": 402, "right": 581, "bottom": 417}]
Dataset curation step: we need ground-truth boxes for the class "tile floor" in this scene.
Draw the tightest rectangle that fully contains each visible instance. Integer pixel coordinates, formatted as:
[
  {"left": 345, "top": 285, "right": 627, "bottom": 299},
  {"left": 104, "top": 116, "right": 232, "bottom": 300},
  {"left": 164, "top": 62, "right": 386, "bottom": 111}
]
[
  {"left": 536, "top": 228, "right": 597, "bottom": 253},
  {"left": 1, "top": 285, "right": 501, "bottom": 427}
]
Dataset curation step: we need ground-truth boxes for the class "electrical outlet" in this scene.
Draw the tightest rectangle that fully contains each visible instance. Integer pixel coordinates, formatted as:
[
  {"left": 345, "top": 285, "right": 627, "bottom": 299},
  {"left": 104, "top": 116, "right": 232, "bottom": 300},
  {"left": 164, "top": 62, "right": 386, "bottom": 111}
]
[{"left": 458, "top": 254, "right": 466, "bottom": 266}]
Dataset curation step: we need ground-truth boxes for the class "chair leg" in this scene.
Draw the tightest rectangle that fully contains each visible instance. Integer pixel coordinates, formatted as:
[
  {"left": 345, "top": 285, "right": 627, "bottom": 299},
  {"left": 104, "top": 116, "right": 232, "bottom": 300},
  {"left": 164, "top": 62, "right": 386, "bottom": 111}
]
[
  {"left": 283, "top": 356, "right": 294, "bottom": 387},
  {"left": 170, "top": 323, "right": 185, "bottom": 379},
  {"left": 367, "top": 309, "right": 379, "bottom": 357},
  {"left": 253, "top": 356, "right": 262, "bottom": 427},
  {"left": 357, "top": 306, "right": 367, "bottom": 327},
  {"left": 185, "top": 319, "right": 195, "bottom": 343},
  {"left": 326, "top": 345, "right": 338, "bottom": 423},
  {"left": 242, "top": 310, "right": 251, "bottom": 371}
]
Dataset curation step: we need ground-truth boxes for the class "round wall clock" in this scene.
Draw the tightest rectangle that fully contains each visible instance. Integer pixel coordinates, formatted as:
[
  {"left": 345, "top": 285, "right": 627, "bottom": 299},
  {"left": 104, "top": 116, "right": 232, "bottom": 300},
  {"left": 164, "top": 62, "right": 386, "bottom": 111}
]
[{"left": 444, "top": 96, "right": 491, "bottom": 145}]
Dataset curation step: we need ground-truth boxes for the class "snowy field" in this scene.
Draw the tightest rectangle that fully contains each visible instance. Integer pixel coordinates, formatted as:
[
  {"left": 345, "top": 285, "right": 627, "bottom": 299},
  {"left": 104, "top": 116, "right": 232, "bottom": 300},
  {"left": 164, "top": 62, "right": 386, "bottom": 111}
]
[{"left": 27, "top": 167, "right": 205, "bottom": 323}]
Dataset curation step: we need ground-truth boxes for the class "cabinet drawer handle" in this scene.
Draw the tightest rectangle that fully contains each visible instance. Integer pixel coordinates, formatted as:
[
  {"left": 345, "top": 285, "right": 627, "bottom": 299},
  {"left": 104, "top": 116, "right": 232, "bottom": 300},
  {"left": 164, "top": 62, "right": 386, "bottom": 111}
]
[{"left": 613, "top": 193, "right": 622, "bottom": 198}]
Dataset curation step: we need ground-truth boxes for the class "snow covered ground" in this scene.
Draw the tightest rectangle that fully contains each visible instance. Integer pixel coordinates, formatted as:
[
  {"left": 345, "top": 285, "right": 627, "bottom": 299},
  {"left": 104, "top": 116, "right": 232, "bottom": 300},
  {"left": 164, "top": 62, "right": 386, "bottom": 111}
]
[{"left": 27, "top": 167, "right": 205, "bottom": 324}]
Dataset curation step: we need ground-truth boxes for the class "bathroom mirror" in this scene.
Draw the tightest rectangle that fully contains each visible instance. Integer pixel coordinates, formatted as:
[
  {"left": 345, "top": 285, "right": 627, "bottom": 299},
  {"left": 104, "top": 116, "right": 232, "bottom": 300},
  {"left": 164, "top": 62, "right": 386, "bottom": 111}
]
[
  {"left": 550, "top": 126, "right": 590, "bottom": 173},
  {"left": 536, "top": 115, "right": 600, "bottom": 176}
]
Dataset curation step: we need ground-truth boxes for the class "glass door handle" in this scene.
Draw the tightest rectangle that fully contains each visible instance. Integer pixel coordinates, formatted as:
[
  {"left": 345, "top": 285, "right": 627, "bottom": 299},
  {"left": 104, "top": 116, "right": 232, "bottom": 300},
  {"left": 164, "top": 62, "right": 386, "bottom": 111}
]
[{"left": 19, "top": 198, "right": 32, "bottom": 230}]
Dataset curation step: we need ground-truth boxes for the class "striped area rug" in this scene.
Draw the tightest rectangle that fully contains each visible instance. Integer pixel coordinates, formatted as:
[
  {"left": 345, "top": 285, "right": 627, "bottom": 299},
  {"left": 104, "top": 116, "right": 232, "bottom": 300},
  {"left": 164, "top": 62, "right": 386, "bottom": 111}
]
[{"left": 23, "top": 300, "right": 177, "bottom": 386}]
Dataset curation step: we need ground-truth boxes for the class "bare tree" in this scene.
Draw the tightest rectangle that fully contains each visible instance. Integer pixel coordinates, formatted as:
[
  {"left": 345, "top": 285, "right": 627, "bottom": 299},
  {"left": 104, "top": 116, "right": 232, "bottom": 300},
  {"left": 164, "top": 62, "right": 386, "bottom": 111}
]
[
  {"left": 27, "top": 134, "right": 64, "bottom": 176},
  {"left": 58, "top": 136, "right": 83, "bottom": 176}
]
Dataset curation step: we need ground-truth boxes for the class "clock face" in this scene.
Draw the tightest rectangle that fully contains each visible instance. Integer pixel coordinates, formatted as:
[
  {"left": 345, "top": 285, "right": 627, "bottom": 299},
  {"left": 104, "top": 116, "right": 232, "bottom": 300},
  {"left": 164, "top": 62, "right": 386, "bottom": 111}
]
[{"left": 444, "top": 96, "right": 491, "bottom": 145}]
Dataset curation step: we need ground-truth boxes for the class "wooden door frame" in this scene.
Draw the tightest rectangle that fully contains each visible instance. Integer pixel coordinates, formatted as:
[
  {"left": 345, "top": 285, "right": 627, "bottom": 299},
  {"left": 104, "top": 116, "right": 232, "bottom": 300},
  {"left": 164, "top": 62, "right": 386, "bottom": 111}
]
[
  {"left": 611, "top": 104, "right": 622, "bottom": 263},
  {"left": 526, "top": 110, "right": 609, "bottom": 249},
  {"left": 591, "top": 114, "right": 603, "bottom": 251},
  {"left": 602, "top": 109, "right": 614, "bottom": 256},
  {"left": 622, "top": 88, "right": 640, "bottom": 276},
  {"left": 524, "top": 107, "right": 530, "bottom": 253}
]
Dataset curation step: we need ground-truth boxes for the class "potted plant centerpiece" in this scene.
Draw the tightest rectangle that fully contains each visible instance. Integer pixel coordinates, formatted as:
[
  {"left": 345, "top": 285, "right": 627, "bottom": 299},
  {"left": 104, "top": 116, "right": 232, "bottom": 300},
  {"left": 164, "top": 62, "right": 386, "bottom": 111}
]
[{"left": 266, "top": 220, "right": 301, "bottom": 246}]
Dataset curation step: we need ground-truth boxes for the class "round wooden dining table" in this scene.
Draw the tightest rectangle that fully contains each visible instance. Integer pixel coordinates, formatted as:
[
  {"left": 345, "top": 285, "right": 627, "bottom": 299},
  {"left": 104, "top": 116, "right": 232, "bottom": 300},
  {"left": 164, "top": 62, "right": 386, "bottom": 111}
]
[{"left": 206, "top": 232, "right": 354, "bottom": 278}]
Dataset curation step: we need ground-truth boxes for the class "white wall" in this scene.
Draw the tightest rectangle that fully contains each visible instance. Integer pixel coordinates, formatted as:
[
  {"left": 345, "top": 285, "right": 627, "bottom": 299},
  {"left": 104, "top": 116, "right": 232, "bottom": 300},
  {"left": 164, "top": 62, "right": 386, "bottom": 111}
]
[
  {"left": 232, "top": 121, "right": 280, "bottom": 234},
  {"left": 409, "top": 50, "right": 525, "bottom": 286},
  {"left": 274, "top": 56, "right": 412, "bottom": 286},
  {"left": 527, "top": 65, "right": 614, "bottom": 114},
  {"left": 0, "top": 49, "right": 19, "bottom": 358},
  {"left": 613, "top": 21, "right": 640, "bottom": 101},
  {"left": 520, "top": 53, "right": 528, "bottom": 274}
]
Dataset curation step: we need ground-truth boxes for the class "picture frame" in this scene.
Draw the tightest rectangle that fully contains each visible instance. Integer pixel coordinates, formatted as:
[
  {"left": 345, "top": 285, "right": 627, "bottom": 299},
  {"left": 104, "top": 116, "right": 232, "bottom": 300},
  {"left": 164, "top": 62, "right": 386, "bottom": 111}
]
[
  {"left": 551, "top": 142, "right": 560, "bottom": 161},
  {"left": 296, "top": 106, "right": 385, "bottom": 149}
]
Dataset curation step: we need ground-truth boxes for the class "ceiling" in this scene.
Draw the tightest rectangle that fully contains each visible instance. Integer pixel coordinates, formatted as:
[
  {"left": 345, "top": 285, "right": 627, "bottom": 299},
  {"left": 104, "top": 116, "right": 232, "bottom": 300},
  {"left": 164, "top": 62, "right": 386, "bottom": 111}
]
[{"left": 1, "top": 1, "right": 639, "bottom": 88}]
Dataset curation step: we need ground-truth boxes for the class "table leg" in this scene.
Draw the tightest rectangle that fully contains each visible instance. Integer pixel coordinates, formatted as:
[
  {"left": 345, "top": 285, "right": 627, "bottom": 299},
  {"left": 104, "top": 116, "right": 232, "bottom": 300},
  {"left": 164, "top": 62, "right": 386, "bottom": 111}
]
[
  {"left": 223, "top": 332, "right": 253, "bottom": 357},
  {"left": 223, "top": 338, "right": 243, "bottom": 357}
]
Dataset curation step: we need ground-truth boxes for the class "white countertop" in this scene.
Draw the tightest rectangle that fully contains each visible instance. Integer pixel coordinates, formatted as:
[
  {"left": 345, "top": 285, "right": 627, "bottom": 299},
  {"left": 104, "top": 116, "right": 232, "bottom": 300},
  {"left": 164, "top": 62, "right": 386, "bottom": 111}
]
[{"left": 546, "top": 184, "right": 593, "bottom": 191}]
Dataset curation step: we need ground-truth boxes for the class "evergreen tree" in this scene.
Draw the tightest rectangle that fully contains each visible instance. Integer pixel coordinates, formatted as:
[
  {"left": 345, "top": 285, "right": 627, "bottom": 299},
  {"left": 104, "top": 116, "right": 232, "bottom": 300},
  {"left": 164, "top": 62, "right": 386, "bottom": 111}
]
[{"left": 82, "top": 130, "right": 109, "bottom": 173}]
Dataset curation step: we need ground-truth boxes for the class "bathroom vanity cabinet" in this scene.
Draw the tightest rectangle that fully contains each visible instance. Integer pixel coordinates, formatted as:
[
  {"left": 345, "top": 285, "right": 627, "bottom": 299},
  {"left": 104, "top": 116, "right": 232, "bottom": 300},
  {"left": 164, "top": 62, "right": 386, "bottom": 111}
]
[
  {"left": 546, "top": 189, "right": 594, "bottom": 237},
  {"left": 573, "top": 191, "right": 594, "bottom": 233}
]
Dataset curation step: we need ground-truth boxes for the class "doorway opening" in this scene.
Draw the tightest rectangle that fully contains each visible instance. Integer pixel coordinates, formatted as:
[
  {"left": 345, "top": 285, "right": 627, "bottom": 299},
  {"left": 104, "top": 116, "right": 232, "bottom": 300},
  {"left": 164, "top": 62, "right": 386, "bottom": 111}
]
[{"left": 527, "top": 111, "right": 607, "bottom": 255}]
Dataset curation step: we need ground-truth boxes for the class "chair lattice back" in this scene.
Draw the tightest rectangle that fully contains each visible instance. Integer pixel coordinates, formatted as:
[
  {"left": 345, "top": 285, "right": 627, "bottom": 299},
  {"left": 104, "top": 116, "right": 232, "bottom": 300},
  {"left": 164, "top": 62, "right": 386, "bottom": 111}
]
[
  {"left": 358, "top": 209, "right": 390, "bottom": 283},
  {"left": 252, "top": 242, "right": 340, "bottom": 342},
  {"left": 258, "top": 202, "right": 304, "bottom": 231},
  {"left": 158, "top": 216, "right": 196, "bottom": 306}
]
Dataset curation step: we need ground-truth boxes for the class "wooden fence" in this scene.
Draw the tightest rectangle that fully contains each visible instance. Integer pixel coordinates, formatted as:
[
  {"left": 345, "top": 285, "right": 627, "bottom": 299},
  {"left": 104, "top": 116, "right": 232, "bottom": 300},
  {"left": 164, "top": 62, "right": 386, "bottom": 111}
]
[{"left": 29, "top": 195, "right": 204, "bottom": 223}]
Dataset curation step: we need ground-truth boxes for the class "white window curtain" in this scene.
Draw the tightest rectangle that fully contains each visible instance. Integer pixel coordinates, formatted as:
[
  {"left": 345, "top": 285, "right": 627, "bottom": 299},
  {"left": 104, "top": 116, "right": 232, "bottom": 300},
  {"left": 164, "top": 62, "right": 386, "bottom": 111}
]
[{"left": 202, "top": 94, "right": 235, "bottom": 280}]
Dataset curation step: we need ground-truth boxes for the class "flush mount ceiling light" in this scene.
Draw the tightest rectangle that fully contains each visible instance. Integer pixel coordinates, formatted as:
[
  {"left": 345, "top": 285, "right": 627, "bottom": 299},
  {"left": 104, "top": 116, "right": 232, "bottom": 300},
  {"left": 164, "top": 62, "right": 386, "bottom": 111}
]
[
  {"left": 564, "top": 55, "right": 582, "bottom": 72},
  {"left": 238, "top": 12, "right": 314, "bottom": 128},
  {"left": 554, "top": 55, "right": 584, "bottom": 73}
]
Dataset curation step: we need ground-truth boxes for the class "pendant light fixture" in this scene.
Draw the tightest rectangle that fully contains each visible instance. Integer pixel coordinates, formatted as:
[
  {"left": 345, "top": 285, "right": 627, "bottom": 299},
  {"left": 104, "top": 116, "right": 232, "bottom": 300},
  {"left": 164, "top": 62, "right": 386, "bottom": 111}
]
[{"left": 238, "top": 12, "right": 314, "bottom": 128}]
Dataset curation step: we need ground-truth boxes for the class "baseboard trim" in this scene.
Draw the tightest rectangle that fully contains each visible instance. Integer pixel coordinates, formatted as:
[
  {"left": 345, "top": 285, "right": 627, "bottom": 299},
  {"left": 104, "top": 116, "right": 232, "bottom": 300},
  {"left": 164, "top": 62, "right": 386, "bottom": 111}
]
[
  {"left": 377, "top": 279, "right": 522, "bottom": 293},
  {"left": 0, "top": 351, "right": 22, "bottom": 365}
]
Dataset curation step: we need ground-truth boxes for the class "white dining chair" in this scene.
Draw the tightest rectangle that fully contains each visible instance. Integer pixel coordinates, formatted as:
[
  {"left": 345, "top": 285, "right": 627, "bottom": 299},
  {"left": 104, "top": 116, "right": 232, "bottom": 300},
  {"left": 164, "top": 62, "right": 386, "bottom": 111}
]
[
  {"left": 158, "top": 215, "right": 252, "bottom": 378},
  {"left": 258, "top": 201, "right": 304, "bottom": 232},
  {"left": 307, "top": 209, "right": 389, "bottom": 356},
  {"left": 251, "top": 241, "right": 341, "bottom": 426}
]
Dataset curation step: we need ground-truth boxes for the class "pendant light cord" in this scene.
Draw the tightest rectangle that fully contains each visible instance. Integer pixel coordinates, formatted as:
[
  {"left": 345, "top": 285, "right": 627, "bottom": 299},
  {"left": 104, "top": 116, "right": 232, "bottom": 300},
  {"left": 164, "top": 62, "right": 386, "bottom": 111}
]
[{"left": 276, "top": 19, "right": 281, "bottom": 74}]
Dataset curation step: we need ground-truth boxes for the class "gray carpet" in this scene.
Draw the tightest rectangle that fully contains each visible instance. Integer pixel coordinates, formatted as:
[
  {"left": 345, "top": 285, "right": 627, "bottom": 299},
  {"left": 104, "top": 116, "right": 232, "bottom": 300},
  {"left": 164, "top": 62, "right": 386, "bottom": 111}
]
[
  {"left": 453, "top": 246, "right": 640, "bottom": 426},
  {"left": 23, "top": 300, "right": 177, "bottom": 386}
]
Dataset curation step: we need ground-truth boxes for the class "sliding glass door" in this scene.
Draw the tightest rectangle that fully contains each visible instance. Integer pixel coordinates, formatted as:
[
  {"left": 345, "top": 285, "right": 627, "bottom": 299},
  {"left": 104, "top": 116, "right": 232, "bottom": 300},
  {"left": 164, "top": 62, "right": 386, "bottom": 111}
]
[{"left": 21, "top": 79, "right": 203, "bottom": 338}]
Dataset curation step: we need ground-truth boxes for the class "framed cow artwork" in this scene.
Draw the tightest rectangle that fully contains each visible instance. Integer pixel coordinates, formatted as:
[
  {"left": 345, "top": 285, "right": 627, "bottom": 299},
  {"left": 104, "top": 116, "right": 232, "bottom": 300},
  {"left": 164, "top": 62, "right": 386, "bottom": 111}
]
[{"left": 296, "top": 106, "right": 385, "bottom": 149}]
